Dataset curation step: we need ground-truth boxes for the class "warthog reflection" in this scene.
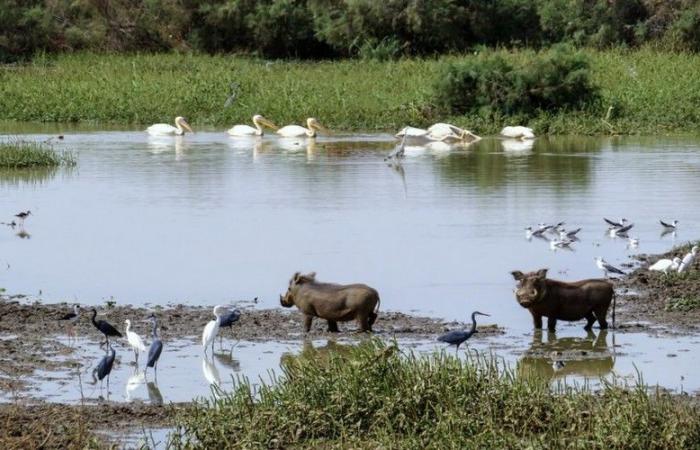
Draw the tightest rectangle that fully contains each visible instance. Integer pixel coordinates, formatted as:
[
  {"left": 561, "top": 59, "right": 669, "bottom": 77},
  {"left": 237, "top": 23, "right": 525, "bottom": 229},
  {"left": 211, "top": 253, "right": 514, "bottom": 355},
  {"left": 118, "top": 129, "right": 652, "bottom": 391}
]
[{"left": 517, "top": 329, "right": 614, "bottom": 381}]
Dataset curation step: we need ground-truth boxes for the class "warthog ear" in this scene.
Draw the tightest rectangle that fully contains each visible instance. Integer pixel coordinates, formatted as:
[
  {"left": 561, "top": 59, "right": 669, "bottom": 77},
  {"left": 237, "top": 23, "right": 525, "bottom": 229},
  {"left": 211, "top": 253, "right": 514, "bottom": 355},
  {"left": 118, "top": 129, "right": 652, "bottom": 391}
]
[
  {"left": 536, "top": 268, "right": 549, "bottom": 278},
  {"left": 511, "top": 271, "right": 524, "bottom": 281},
  {"left": 305, "top": 272, "right": 316, "bottom": 281},
  {"left": 291, "top": 272, "right": 301, "bottom": 285}
]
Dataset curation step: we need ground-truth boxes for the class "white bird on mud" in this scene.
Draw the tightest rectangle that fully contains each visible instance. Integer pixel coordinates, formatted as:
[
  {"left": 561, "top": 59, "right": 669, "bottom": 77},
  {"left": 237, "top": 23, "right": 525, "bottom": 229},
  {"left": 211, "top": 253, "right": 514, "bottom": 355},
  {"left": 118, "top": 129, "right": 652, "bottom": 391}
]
[
  {"left": 146, "top": 116, "right": 194, "bottom": 136},
  {"left": 500, "top": 126, "right": 535, "bottom": 139},
  {"left": 678, "top": 245, "right": 698, "bottom": 273},
  {"left": 660, "top": 219, "right": 679, "bottom": 230},
  {"left": 202, "top": 305, "right": 226, "bottom": 354},
  {"left": 649, "top": 257, "right": 682, "bottom": 273},
  {"left": 227, "top": 114, "right": 278, "bottom": 136},
  {"left": 125, "top": 319, "right": 147, "bottom": 365},
  {"left": 595, "top": 257, "right": 625, "bottom": 277},
  {"left": 276, "top": 118, "right": 329, "bottom": 138}
]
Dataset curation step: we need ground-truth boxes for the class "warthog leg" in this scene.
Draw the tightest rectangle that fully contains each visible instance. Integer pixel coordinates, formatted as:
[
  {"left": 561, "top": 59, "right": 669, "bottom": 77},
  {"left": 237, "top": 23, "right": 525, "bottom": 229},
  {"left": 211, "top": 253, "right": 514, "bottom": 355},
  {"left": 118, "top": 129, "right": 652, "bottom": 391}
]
[
  {"left": 327, "top": 320, "right": 339, "bottom": 332},
  {"left": 594, "top": 307, "right": 609, "bottom": 329},
  {"left": 304, "top": 315, "right": 313, "bottom": 332},
  {"left": 531, "top": 313, "right": 543, "bottom": 329},
  {"left": 584, "top": 312, "right": 596, "bottom": 331},
  {"left": 547, "top": 317, "right": 557, "bottom": 332}
]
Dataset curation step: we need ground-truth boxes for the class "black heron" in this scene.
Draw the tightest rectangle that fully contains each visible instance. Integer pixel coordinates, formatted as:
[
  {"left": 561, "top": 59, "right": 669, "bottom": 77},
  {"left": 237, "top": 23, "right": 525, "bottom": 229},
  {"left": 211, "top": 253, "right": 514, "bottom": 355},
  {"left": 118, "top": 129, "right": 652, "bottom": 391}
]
[
  {"left": 90, "top": 308, "right": 122, "bottom": 346},
  {"left": 145, "top": 314, "right": 163, "bottom": 378},
  {"left": 437, "top": 311, "right": 490, "bottom": 353},
  {"left": 93, "top": 343, "right": 116, "bottom": 390}
]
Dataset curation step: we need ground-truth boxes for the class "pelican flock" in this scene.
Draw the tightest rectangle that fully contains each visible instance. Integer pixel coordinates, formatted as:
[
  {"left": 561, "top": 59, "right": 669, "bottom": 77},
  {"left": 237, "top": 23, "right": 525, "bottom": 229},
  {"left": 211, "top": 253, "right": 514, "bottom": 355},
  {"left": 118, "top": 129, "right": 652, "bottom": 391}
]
[{"left": 147, "top": 116, "right": 194, "bottom": 136}]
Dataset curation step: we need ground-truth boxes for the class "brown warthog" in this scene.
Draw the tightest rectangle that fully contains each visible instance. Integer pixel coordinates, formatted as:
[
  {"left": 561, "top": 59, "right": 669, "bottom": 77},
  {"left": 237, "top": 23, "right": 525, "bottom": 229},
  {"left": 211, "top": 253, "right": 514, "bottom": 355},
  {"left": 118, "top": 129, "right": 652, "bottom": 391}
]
[
  {"left": 510, "top": 269, "right": 615, "bottom": 332},
  {"left": 280, "top": 272, "right": 380, "bottom": 332}
]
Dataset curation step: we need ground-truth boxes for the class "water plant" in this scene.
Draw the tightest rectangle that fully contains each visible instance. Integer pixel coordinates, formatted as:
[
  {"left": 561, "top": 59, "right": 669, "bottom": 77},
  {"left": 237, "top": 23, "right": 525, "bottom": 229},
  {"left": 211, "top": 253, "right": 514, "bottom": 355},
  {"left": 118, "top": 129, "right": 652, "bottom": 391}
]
[
  {"left": 0, "top": 139, "right": 75, "bottom": 169},
  {"left": 171, "top": 339, "right": 700, "bottom": 449}
]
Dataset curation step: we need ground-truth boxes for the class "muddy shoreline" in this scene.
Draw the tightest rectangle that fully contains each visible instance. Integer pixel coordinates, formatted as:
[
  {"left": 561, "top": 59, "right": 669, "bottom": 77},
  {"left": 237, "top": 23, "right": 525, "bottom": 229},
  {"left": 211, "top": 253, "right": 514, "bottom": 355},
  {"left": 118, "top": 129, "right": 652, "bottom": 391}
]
[{"left": 616, "top": 241, "right": 700, "bottom": 333}]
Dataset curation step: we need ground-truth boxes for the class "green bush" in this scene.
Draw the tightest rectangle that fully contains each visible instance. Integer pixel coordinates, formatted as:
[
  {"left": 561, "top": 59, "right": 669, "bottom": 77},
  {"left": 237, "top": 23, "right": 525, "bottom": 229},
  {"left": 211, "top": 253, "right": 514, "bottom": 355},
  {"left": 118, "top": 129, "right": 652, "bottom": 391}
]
[
  {"left": 0, "top": 140, "right": 76, "bottom": 168},
  {"left": 434, "top": 45, "right": 599, "bottom": 117}
]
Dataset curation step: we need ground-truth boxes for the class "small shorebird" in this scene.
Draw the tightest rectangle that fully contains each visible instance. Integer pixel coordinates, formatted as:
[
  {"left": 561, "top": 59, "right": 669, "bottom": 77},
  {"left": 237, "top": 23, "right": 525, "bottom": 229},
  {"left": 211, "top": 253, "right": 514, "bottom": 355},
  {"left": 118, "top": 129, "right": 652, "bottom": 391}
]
[
  {"left": 660, "top": 219, "right": 678, "bottom": 230},
  {"left": 595, "top": 257, "right": 625, "bottom": 277},
  {"left": 14, "top": 211, "right": 31, "bottom": 222}
]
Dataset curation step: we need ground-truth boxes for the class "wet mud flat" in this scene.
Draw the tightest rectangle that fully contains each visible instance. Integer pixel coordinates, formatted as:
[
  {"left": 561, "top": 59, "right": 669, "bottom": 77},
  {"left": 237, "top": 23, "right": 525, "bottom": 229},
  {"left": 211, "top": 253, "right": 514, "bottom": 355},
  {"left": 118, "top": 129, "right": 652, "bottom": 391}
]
[{"left": 616, "top": 241, "right": 700, "bottom": 333}]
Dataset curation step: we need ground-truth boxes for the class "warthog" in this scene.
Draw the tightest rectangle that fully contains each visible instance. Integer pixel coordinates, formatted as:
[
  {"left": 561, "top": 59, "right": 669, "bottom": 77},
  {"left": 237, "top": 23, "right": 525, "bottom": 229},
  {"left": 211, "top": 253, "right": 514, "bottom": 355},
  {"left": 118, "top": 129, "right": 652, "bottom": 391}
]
[
  {"left": 280, "top": 272, "right": 380, "bottom": 332},
  {"left": 511, "top": 269, "right": 615, "bottom": 332}
]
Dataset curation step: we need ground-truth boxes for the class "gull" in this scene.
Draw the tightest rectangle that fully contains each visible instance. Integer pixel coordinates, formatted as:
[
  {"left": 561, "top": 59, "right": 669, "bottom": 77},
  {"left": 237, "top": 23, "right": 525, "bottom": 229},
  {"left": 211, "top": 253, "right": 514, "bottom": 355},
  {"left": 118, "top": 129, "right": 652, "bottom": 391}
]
[
  {"left": 649, "top": 257, "right": 682, "bottom": 273},
  {"left": 609, "top": 223, "right": 634, "bottom": 237},
  {"left": 627, "top": 237, "right": 639, "bottom": 249},
  {"left": 604, "top": 218, "right": 627, "bottom": 228},
  {"left": 559, "top": 228, "right": 581, "bottom": 239},
  {"left": 595, "top": 257, "right": 625, "bottom": 277},
  {"left": 525, "top": 225, "right": 551, "bottom": 239},
  {"left": 678, "top": 245, "right": 698, "bottom": 273},
  {"left": 550, "top": 238, "right": 574, "bottom": 250},
  {"left": 660, "top": 219, "right": 678, "bottom": 230}
]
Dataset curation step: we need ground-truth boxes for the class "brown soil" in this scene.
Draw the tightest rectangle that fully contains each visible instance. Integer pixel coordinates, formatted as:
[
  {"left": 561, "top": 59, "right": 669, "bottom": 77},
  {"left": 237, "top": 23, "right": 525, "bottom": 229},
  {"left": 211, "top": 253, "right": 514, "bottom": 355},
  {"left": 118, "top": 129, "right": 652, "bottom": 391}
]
[
  {"left": 616, "top": 241, "right": 700, "bottom": 332},
  {"left": 0, "top": 401, "right": 186, "bottom": 449}
]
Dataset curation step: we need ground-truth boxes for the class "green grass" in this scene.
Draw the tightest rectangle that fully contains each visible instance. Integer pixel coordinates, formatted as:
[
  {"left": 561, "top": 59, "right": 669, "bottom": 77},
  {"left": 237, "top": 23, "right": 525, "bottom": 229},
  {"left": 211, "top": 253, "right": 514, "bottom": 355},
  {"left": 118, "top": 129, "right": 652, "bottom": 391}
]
[
  {"left": 2, "top": 49, "right": 700, "bottom": 135},
  {"left": 170, "top": 340, "right": 700, "bottom": 449},
  {"left": 0, "top": 139, "right": 75, "bottom": 168},
  {"left": 666, "top": 297, "right": 700, "bottom": 312}
]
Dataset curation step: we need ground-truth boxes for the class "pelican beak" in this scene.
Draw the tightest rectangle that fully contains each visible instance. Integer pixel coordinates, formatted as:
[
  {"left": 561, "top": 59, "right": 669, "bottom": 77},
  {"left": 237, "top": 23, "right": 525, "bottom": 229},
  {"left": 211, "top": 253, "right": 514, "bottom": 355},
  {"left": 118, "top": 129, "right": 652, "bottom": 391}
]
[
  {"left": 181, "top": 120, "right": 194, "bottom": 133},
  {"left": 312, "top": 121, "right": 331, "bottom": 134},
  {"left": 260, "top": 117, "right": 279, "bottom": 131}
]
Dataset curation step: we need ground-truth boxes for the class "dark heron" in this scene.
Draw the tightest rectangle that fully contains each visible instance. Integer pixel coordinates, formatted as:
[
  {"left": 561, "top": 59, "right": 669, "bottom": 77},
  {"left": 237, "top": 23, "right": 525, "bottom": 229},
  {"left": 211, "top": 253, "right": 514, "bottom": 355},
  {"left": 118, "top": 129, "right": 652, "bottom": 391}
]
[
  {"left": 384, "top": 132, "right": 407, "bottom": 162},
  {"left": 219, "top": 307, "right": 242, "bottom": 338},
  {"left": 437, "top": 311, "right": 490, "bottom": 353},
  {"left": 91, "top": 308, "right": 122, "bottom": 345},
  {"left": 58, "top": 304, "right": 80, "bottom": 338},
  {"left": 93, "top": 343, "right": 116, "bottom": 389},
  {"left": 145, "top": 314, "right": 163, "bottom": 377}
]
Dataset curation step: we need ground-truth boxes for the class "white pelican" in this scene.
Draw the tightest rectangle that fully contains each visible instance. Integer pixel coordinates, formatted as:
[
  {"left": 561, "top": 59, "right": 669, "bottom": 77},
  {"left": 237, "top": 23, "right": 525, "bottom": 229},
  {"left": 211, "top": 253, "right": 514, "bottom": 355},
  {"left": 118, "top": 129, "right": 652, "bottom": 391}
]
[
  {"left": 276, "top": 118, "right": 329, "bottom": 138},
  {"left": 227, "top": 115, "right": 278, "bottom": 136},
  {"left": 649, "top": 257, "right": 682, "bottom": 273},
  {"left": 501, "top": 138, "right": 534, "bottom": 153},
  {"left": 146, "top": 116, "right": 194, "bottom": 136},
  {"left": 500, "top": 126, "right": 535, "bottom": 139},
  {"left": 396, "top": 123, "right": 479, "bottom": 142}
]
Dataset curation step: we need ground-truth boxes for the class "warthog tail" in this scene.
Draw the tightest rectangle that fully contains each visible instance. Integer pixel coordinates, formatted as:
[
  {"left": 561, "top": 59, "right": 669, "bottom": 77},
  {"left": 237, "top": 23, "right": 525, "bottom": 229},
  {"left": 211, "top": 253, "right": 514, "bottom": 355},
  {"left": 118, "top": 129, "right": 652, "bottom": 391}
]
[
  {"left": 612, "top": 291, "right": 616, "bottom": 329},
  {"left": 374, "top": 295, "right": 381, "bottom": 314}
]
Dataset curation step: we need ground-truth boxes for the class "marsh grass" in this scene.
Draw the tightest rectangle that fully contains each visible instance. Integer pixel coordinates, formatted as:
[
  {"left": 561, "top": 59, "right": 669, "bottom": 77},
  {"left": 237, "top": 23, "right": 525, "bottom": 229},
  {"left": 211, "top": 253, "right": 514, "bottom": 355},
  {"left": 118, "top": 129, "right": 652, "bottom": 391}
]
[
  {"left": 3, "top": 49, "right": 700, "bottom": 134},
  {"left": 0, "top": 140, "right": 75, "bottom": 168},
  {"left": 171, "top": 340, "right": 700, "bottom": 449}
]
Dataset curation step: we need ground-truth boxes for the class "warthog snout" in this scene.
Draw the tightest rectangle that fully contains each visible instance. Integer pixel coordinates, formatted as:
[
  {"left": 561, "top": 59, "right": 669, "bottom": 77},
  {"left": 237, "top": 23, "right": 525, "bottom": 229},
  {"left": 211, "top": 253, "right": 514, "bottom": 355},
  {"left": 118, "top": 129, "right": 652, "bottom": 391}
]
[{"left": 511, "top": 269, "right": 548, "bottom": 307}]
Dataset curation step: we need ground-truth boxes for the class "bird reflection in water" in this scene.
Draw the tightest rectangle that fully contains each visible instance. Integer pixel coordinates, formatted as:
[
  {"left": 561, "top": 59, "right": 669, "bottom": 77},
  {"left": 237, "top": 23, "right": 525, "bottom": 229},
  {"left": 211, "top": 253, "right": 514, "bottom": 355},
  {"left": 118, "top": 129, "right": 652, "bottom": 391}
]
[
  {"left": 214, "top": 350, "right": 241, "bottom": 372},
  {"left": 125, "top": 371, "right": 146, "bottom": 401},
  {"left": 146, "top": 381, "right": 164, "bottom": 406},
  {"left": 202, "top": 356, "right": 221, "bottom": 388}
]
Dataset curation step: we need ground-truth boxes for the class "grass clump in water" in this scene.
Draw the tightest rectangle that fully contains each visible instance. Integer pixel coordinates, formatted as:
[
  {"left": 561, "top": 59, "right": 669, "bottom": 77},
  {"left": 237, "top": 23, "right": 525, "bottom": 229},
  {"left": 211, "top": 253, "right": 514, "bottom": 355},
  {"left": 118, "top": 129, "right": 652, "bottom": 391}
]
[
  {"left": 171, "top": 340, "right": 700, "bottom": 449},
  {"left": 0, "top": 140, "right": 75, "bottom": 169}
]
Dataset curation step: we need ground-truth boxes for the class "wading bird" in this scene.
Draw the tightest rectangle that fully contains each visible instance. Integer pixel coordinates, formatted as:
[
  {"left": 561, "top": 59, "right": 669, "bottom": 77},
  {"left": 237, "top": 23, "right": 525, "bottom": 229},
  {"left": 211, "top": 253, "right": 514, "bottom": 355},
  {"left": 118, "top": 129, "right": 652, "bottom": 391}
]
[
  {"left": 202, "top": 305, "right": 226, "bottom": 354},
  {"left": 385, "top": 132, "right": 407, "bottom": 161},
  {"left": 660, "top": 219, "right": 679, "bottom": 230},
  {"left": 276, "top": 118, "right": 329, "bottom": 138},
  {"left": 58, "top": 304, "right": 80, "bottom": 338},
  {"left": 437, "top": 311, "right": 490, "bottom": 354},
  {"left": 146, "top": 116, "right": 194, "bottom": 136},
  {"left": 649, "top": 257, "right": 682, "bottom": 273},
  {"left": 595, "top": 257, "right": 625, "bottom": 277},
  {"left": 219, "top": 307, "right": 242, "bottom": 339},
  {"left": 500, "top": 126, "right": 535, "bottom": 139},
  {"left": 678, "top": 245, "right": 698, "bottom": 273},
  {"left": 125, "top": 319, "right": 147, "bottom": 365},
  {"left": 145, "top": 314, "right": 163, "bottom": 377},
  {"left": 91, "top": 308, "right": 122, "bottom": 346},
  {"left": 93, "top": 343, "right": 116, "bottom": 389},
  {"left": 227, "top": 115, "right": 278, "bottom": 136},
  {"left": 14, "top": 211, "right": 31, "bottom": 223}
]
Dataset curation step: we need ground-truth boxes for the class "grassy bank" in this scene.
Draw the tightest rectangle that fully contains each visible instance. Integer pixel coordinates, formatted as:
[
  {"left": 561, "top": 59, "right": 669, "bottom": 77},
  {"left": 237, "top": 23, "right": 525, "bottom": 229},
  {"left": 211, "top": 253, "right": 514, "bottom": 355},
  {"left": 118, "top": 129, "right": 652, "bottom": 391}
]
[
  {"left": 1, "top": 49, "right": 700, "bottom": 135},
  {"left": 0, "top": 140, "right": 75, "bottom": 168},
  {"left": 171, "top": 340, "right": 700, "bottom": 449}
]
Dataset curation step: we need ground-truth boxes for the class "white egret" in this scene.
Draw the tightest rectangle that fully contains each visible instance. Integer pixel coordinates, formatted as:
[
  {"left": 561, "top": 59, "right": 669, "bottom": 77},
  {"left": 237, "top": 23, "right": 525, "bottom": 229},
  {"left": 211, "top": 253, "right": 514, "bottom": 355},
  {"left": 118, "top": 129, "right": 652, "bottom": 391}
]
[
  {"left": 125, "top": 319, "right": 147, "bottom": 365},
  {"left": 678, "top": 245, "right": 698, "bottom": 273},
  {"left": 277, "top": 118, "right": 329, "bottom": 138},
  {"left": 227, "top": 115, "right": 278, "bottom": 136},
  {"left": 146, "top": 116, "right": 194, "bottom": 136},
  {"left": 202, "top": 305, "right": 225, "bottom": 354},
  {"left": 649, "top": 257, "right": 682, "bottom": 273},
  {"left": 500, "top": 126, "right": 535, "bottom": 139}
]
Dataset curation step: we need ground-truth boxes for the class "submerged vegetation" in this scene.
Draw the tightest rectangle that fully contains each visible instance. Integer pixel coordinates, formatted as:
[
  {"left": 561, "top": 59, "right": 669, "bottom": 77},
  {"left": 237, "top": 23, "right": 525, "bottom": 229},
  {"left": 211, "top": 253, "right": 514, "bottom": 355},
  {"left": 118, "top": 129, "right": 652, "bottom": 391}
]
[
  {"left": 171, "top": 340, "right": 700, "bottom": 449},
  {"left": 2, "top": 49, "right": 700, "bottom": 134},
  {"left": 0, "top": 139, "right": 75, "bottom": 169}
]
